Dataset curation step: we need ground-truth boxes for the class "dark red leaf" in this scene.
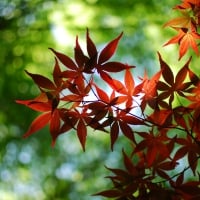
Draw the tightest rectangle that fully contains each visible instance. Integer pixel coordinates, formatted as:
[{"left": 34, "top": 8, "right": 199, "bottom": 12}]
[
  {"left": 86, "top": 28, "right": 97, "bottom": 58},
  {"left": 146, "top": 146, "right": 158, "bottom": 167},
  {"left": 61, "top": 94, "right": 83, "bottom": 102},
  {"left": 25, "top": 70, "right": 56, "bottom": 90},
  {"left": 61, "top": 70, "right": 78, "bottom": 79},
  {"left": 120, "top": 115, "right": 143, "bottom": 125},
  {"left": 74, "top": 36, "right": 88, "bottom": 67},
  {"left": 157, "top": 81, "right": 170, "bottom": 91},
  {"left": 110, "top": 121, "right": 119, "bottom": 150},
  {"left": 156, "top": 169, "right": 170, "bottom": 180},
  {"left": 50, "top": 109, "right": 61, "bottom": 147},
  {"left": 53, "top": 57, "right": 62, "bottom": 87},
  {"left": 178, "top": 181, "right": 200, "bottom": 196},
  {"left": 16, "top": 93, "right": 51, "bottom": 112},
  {"left": 88, "top": 101, "right": 107, "bottom": 110},
  {"left": 176, "top": 172, "right": 184, "bottom": 186},
  {"left": 158, "top": 52, "right": 174, "bottom": 86},
  {"left": 119, "top": 121, "right": 135, "bottom": 142},
  {"left": 174, "top": 146, "right": 188, "bottom": 161},
  {"left": 49, "top": 48, "right": 77, "bottom": 70},
  {"left": 122, "top": 150, "right": 136, "bottom": 175},
  {"left": 77, "top": 119, "right": 87, "bottom": 151},
  {"left": 93, "top": 189, "right": 122, "bottom": 198},
  {"left": 101, "top": 62, "right": 131, "bottom": 72},
  {"left": 98, "top": 32, "right": 123, "bottom": 64},
  {"left": 23, "top": 112, "right": 51, "bottom": 138},
  {"left": 188, "top": 151, "right": 198, "bottom": 175}
]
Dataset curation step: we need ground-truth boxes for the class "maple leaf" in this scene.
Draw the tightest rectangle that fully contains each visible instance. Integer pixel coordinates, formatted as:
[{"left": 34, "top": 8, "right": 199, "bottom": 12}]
[
  {"left": 96, "top": 32, "right": 135, "bottom": 75},
  {"left": 25, "top": 70, "right": 56, "bottom": 91},
  {"left": 134, "top": 129, "right": 171, "bottom": 167},
  {"left": 98, "top": 32, "right": 123, "bottom": 64},
  {"left": 148, "top": 109, "right": 172, "bottom": 127},
  {"left": 164, "top": 27, "right": 200, "bottom": 59},
  {"left": 16, "top": 92, "right": 62, "bottom": 146},
  {"left": 140, "top": 68, "right": 162, "bottom": 111},
  {"left": 164, "top": 13, "right": 193, "bottom": 29},
  {"left": 157, "top": 53, "right": 192, "bottom": 107},
  {"left": 174, "top": 135, "right": 200, "bottom": 174},
  {"left": 49, "top": 48, "right": 78, "bottom": 70},
  {"left": 170, "top": 176, "right": 200, "bottom": 200},
  {"left": 174, "top": 0, "right": 200, "bottom": 10},
  {"left": 187, "top": 82, "right": 200, "bottom": 108}
]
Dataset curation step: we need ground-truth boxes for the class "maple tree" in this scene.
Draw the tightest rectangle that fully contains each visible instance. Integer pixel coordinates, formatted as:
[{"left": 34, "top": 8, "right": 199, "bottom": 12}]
[{"left": 16, "top": 0, "right": 200, "bottom": 199}]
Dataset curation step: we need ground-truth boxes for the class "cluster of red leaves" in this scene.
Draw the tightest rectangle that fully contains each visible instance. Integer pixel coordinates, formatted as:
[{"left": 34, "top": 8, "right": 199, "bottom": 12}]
[
  {"left": 164, "top": 0, "right": 200, "bottom": 59},
  {"left": 16, "top": 1, "right": 200, "bottom": 199}
]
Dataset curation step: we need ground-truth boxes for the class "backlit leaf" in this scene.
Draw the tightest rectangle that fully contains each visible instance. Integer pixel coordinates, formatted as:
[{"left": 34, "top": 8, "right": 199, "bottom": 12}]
[
  {"left": 111, "top": 121, "right": 119, "bottom": 150},
  {"left": 77, "top": 119, "right": 87, "bottom": 151},
  {"left": 98, "top": 32, "right": 123, "bottom": 64},
  {"left": 23, "top": 112, "right": 51, "bottom": 138},
  {"left": 86, "top": 28, "right": 97, "bottom": 58},
  {"left": 49, "top": 48, "right": 78, "bottom": 70},
  {"left": 25, "top": 70, "right": 56, "bottom": 90},
  {"left": 93, "top": 83, "right": 109, "bottom": 103},
  {"left": 50, "top": 109, "right": 61, "bottom": 147}
]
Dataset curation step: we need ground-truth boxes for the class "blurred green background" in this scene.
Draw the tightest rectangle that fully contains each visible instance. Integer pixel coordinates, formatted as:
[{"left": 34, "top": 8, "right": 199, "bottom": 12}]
[{"left": 0, "top": 0, "right": 185, "bottom": 199}]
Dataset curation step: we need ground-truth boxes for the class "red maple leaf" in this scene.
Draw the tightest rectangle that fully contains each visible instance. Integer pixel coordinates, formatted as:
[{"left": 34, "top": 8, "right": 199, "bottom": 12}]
[
  {"left": 164, "top": 27, "right": 200, "bottom": 60},
  {"left": 16, "top": 92, "right": 62, "bottom": 146}
]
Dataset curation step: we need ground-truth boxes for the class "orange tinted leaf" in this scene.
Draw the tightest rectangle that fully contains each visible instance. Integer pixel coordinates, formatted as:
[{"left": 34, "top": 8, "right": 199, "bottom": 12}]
[
  {"left": 179, "top": 31, "right": 200, "bottom": 59},
  {"left": 111, "top": 79, "right": 127, "bottom": 94},
  {"left": 125, "top": 69, "right": 135, "bottom": 95},
  {"left": 148, "top": 109, "right": 172, "bottom": 126},
  {"left": 16, "top": 100, "right": 51, "bottom": 112},
  {"left": 164, "top": 29, "right": 185, "bottom": 46},
  {"left": 23, "top": 112, "right": 51, "bottom": 138},
  {"left": 98, "top": 32, "right": 123, "bottom": 64},
  {"left": 16, "top": 93, "right": 51, "bottom": 112},
  {"left": 93, "top": 83, "right": 109, "bottom": 103},
  {"left": 164, "top": 15, "right": 191, "bottom": 28}
]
